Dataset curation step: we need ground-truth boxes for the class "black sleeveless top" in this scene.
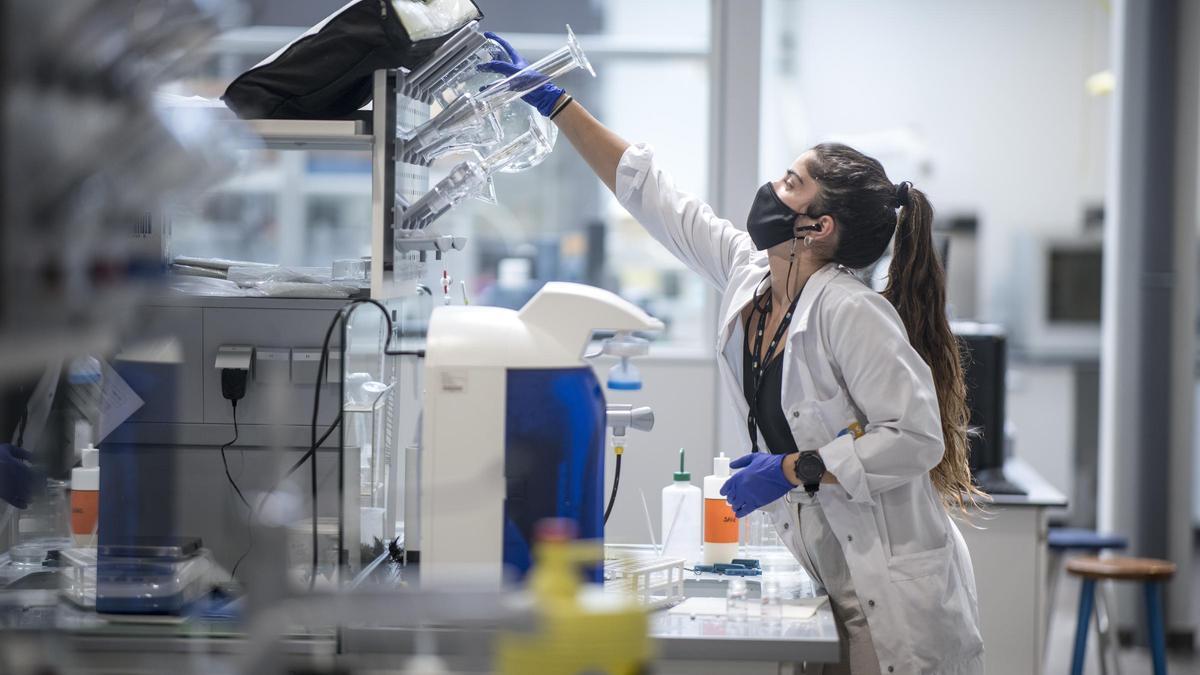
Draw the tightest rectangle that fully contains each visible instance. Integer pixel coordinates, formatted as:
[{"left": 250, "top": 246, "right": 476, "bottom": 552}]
[{"left": 743, "top": 318, "right": 800, "bottom": 456}]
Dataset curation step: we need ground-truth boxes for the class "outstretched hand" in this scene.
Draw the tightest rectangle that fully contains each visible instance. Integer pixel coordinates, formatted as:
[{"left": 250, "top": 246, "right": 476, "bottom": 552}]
[{"left": 476, "top": 31, "right": 565, "bottom": 117}]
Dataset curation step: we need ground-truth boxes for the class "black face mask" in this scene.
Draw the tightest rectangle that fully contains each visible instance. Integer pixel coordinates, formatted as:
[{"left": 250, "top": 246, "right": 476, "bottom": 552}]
[{"left": 746, "top": 182, "right": 804, "bottom": 250}]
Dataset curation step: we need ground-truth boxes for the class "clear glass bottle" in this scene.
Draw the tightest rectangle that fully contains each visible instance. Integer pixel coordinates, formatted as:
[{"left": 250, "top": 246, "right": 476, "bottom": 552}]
[
  {"left": 760, "top": 578, "right": 784, "bottom": 623},
  {"left": 725, "top": 577, "right": 749, "bottom": 622}
]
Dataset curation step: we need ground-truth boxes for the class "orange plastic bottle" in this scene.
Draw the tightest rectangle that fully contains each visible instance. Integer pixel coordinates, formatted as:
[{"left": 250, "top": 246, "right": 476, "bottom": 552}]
[{"left": 703, "top": 453, "right": 738, "bottom": 564}]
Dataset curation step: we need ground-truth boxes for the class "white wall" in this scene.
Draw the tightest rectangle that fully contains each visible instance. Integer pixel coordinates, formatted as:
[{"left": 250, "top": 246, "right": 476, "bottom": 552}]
[
  {"left": 593, "top": 356, "right": 718, "bottom": 545},
  {"left": 1007, "top": 363, "right": 1076, "bottom": 501},
  {"left": 761, "top": 0, "right": 1110, "bottom": 328}
]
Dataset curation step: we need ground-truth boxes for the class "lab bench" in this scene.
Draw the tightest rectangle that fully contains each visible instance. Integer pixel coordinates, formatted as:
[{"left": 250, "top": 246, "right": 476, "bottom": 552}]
[
  {"left": 0, "top": 552, "right": 840, "bottom": 674},
  {"left": 342, "top": 552, "right": 841, "bottom": 673},
  {"left": 958, "top": 458, "right": 1069, "bottom": 675},
  {"left": 3, "top": 460, "right": 1066, "bottom": 675}
]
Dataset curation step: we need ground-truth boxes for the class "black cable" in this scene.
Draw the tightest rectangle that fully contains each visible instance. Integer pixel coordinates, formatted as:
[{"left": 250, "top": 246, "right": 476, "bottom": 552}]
[
  {"left": 220, "top": 403, "right": 249, "bottom": 509},
  {"left": 231, "top": 542, "right": 252, "bottom": 579},
  {"left": 603, "top": 454, "right": 622, "bottom": 525},
  {"left": 232, "top": 413, "right": 340, "bottom": 579},
  {"left": 227, "top": 299, "right": 421, "bottom": 586},
  {"left": 310, "top": 418, "right": 318, "bottom": 589},
  {"left": 250, "top": 414, "right": 341, "bottom": 511},
  {"left": 302, "top": 298, "right": 417, "bottom": 589},
  {"left": 309, "top": 305, "right": 344, "bottom": 590},
  {"left": 282, "top": 414, "right": 341, "bottom": 480},
  {"left": 220, "top": 403, "right": 252, "bottom": 577}
]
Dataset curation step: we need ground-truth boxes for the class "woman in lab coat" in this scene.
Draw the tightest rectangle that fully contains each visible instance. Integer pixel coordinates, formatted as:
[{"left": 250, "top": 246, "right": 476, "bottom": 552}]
[{"left": 485, "top": 35, "right": 985, "bottom": 675}]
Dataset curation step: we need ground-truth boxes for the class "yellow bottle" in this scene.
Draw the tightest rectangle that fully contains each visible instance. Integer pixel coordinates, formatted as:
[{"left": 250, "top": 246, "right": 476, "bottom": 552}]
[{"left": 497, "top": 519, "right": 651, "bottom": 675}]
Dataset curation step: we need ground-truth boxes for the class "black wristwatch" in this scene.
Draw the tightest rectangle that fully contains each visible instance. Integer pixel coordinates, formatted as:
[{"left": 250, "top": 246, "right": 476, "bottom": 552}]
[{"left": 793, "top": 450, "right": 826, "bottom": 496}]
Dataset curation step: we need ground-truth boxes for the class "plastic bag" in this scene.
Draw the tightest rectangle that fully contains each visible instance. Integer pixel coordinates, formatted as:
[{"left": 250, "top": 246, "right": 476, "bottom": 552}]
[
  {"left": 226, "top": 266, "right": 358, "bottom": 298},
  {"left": 222, "top": 0, "right": 481, "bottom": 120},
  {"left": 226, "top": 265, "right": 332, "bottom": 286},
  {"left": 255, "top": 282, "right": 355, "bottom": 299},
  {"left": 168, "top": 276, "right": 261, "bottom": 297}
]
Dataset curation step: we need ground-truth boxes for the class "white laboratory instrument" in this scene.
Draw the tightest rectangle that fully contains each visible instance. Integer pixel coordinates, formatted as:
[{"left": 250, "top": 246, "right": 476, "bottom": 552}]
[{"left": 420, "top": 282, "right": 663, "bottom": 586}]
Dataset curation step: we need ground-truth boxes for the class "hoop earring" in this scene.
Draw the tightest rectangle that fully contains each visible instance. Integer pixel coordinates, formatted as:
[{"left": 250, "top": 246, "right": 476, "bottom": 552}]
[{"left": 804, "top": 237, "right": 813, "bottom": 249}]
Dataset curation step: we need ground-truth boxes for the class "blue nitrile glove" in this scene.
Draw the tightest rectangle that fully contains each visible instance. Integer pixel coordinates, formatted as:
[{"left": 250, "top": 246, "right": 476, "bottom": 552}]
[
  {"left": 0, "top": 443, "right": 36, "bottom": 509},
  {"left": 719, "top": 452, "right": 797, "bottom": 519},
  {"left": 476, "top": 31, "right": 565, "bottom": 117}
]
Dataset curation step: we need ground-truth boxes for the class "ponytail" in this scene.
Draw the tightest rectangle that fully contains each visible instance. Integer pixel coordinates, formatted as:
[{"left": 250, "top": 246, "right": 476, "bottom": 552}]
[
  {"left": 806, "top": 143, "right": 983, "bottom": 511},
  {"left": 883, "top": 187, "right": 982, "bottom": 511}
]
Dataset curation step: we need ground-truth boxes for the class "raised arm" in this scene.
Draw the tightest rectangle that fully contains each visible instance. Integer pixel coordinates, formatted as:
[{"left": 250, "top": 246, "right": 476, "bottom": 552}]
[
  {"left": 478, "top": 32, "right": 627, "bottom": 194},
  {"left": 480, "top": 32, "right": 750, "bottom": 289},
  {"left": 550, "top": 98, "right": 627, "bottom": 194}
]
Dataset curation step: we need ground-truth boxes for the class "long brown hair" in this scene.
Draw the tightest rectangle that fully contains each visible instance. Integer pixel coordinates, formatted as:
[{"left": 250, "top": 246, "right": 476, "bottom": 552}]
[{"left": 805, "top": 143, "right": 983, "bottom": 511}]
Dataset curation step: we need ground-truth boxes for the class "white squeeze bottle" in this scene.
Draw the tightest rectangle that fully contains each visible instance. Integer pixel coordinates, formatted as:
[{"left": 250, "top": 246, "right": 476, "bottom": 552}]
[
  {"left": 703, "top": 452, "right": 739, "bottom": 564},
  {"left": 661, "top": 448, "right": 702, "bottom": 563}
]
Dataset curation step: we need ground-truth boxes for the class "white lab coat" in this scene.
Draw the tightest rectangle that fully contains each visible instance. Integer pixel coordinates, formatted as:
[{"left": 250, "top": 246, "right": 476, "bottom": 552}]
[{"left": 616, "top": 144, "right": 984, "bottom": 674}]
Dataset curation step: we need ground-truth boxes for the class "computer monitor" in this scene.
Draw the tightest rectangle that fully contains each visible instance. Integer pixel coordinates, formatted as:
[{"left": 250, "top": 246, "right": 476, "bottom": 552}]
[{"left": 954, "top": 322, "right": 1025, "bottom": 495}]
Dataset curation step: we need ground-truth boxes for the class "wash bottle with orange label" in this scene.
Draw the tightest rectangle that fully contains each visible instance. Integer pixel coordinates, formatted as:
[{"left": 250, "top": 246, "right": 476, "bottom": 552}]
[{"left": 703, "top": 452, "right": 738, "bottom": 564}]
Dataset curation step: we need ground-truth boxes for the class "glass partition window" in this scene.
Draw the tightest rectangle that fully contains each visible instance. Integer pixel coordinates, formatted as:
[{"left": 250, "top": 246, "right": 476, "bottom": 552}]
[{"left": 171, "top": 150, "right": 373, "bottom": 266}]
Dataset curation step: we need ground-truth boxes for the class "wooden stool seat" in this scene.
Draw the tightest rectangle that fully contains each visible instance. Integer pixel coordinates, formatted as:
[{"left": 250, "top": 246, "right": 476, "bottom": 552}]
[
  {"left": 1067, "top": 554, "right": 1175, "bottom": 675},
  {"left": 1066, "top": 555, "right": 1177, "bottom": 582}
]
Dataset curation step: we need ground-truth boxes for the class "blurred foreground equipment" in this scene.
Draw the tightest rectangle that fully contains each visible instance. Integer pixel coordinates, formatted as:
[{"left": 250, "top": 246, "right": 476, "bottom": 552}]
[{"left": 0, "top": 0, "right": 233, "bottom": 387}]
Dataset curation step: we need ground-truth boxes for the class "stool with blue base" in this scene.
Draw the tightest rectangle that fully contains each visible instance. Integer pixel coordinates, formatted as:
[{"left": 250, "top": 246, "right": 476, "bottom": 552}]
[
  {"left": 1045, "top": 528, "right": 1129, "bottom": 674},
  {"left": 1066, "top": 556, "right": 1176, "bottom": 675}
]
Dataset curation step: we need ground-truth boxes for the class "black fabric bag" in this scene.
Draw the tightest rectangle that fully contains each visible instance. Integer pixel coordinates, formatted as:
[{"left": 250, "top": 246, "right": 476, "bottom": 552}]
[{"left": 222, "top": 0, "right": 481, "bottom": 120}]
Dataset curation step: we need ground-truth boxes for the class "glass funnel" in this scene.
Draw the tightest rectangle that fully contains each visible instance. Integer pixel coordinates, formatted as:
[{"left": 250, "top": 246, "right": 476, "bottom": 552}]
[
  {"left": 398, "top": 25, "right": 592, "bottom": 166},
  {"left": 397, "top": 119, "right": 555, "bottom": 232}
]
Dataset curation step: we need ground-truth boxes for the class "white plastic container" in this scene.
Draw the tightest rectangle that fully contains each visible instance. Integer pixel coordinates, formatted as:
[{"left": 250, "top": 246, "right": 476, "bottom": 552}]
[
  {"left": 703, "top": 452, "right": 738, "bottom": 565},
  {"left": 660, "top": 448, "right": 701, "bottom": 564},
  {"left": 66, "top": 356, "right": 102, "bottom": 445}
]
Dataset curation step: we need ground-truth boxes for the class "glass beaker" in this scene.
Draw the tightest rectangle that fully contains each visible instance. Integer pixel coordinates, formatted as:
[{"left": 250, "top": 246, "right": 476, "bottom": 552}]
[
  {"left": 760, "top": 578, "right": 784, "bottom": 623},
  {"left": 725, "top": 577, "right": 749, "bottom": 622},
  {"left": 12, "top": 479, "right": 73, "bottom": 566}
]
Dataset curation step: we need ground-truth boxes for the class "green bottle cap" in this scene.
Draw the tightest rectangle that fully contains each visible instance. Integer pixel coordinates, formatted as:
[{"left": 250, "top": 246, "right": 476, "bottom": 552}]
[{"left": 674, "top": 448, "right": 691, "bottom": 481}]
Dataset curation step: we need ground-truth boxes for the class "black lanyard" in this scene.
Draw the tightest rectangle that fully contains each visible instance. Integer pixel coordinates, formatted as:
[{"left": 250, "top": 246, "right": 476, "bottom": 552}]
[{"left": 745, "top": 281, "right": 802, "bottom": 453}]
